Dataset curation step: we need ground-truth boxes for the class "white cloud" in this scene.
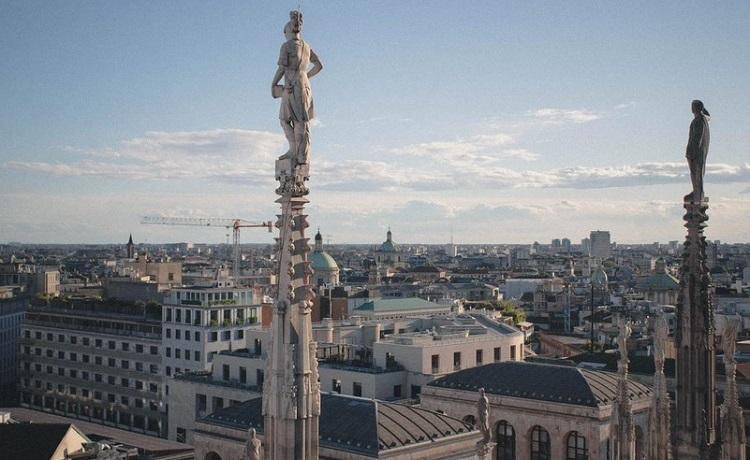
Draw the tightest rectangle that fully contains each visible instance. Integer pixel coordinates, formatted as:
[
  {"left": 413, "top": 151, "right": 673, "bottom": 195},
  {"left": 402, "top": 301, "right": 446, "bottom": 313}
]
[
  {"left": 532, "top": 108, "right": 602, "bottom": 124},
  {"left": 6, "top": 129, "right": 284, "bottom": 183}
]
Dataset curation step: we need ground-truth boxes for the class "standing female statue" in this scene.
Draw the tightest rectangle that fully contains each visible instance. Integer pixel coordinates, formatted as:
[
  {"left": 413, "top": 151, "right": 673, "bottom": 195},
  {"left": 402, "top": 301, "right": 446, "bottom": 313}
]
[
  {"left": 272, "top": 10, "right": 323, "bottom": 177},
  {"left": 686, "top": 99, "right": 710, "bottom": 200}
]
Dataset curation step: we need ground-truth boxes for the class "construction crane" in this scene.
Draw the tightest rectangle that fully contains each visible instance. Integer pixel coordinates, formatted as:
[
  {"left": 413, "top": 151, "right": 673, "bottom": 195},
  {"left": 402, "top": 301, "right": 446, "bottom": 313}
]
[{"left": 141, "top": 216, "right": 273, "bottom": 283}]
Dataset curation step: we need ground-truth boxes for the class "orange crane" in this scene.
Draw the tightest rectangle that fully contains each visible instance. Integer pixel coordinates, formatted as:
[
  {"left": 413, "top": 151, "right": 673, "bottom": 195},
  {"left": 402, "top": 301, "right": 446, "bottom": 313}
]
[{"left": 141, "top": 216, "right": 273, "bottom": 284}]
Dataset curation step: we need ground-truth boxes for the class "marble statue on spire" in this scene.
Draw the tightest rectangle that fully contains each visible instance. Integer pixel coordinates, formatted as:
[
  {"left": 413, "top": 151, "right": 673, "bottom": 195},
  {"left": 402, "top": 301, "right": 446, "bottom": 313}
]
[
  {"left": 263, "top": 10, "right": 321, "bottom": 460},
  {"left": 649, "top": 313, "right": 673, "bottom": 460},
  {"left": 686, "top": 100, "right": 710, "bottom": 201},
  {"left": 272, "top": 10, "right": 323, "bottom": 186},
  {"left": 720, "top": 318, "right": 746, "bottom": 460},
  {"left": 475, "top": 387, "right": 495, "bottom": 460},
  {"left": 612, "top": 317, "right": 635, "bottom": 460}
]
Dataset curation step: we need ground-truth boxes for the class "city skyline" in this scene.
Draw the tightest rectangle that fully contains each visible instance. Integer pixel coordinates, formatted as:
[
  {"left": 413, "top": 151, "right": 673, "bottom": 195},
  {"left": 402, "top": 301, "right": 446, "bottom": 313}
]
[{"left": 2, "top": 1, "right": 750, "bottom": 244}]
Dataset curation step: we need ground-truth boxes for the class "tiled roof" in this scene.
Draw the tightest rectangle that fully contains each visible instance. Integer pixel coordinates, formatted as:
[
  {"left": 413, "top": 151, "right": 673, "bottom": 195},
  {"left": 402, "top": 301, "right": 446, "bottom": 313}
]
[
  {"left": 201, "top": 393, "right": 474, "bottom": 456},
  {"left": 428, "top": 361, "right": 651, "bottom": 408}
]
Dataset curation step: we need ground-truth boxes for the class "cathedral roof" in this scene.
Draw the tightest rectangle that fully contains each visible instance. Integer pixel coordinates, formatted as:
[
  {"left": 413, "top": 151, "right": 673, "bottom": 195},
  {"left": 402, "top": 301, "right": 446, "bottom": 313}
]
[
  {"left": 201, "top": 393, "right": 474, "bottom": 456},
  {"left": 429, "top": 361, "right": 651, "bottom": 408}
]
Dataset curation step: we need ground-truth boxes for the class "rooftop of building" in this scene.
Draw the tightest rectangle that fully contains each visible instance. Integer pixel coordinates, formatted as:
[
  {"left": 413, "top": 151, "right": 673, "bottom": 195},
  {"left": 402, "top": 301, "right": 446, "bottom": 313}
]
[
  {"left": 200, "top": 393, "right": 474, "bottom": 456},
  {"left": 428, "top": 360, "right": 651, "bottom": 408},
  {"left": 353, "top": 297, "right": 448, "bottom": 313}
]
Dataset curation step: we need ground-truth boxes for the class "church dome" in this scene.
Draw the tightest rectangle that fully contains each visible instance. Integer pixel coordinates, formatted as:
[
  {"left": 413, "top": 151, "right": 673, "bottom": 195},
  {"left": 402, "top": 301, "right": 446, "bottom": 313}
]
[
  {"left": 310, "top": 251, "right": 339, "bottom": 271},
  {"left": 379, "top": 228, "right": 399, "bottom": 252}
]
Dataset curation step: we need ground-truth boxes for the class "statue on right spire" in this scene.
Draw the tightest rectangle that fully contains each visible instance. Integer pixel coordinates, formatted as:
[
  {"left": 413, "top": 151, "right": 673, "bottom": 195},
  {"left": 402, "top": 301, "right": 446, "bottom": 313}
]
[{"left": 686, "top": 99, "right": 711, "bottom": 201}]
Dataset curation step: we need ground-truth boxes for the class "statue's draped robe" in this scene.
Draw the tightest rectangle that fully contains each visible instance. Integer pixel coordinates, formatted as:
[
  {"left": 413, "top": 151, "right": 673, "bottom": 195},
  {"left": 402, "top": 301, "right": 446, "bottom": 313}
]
[
  {"left": 686, "top": 114, "right": 710, "bottom": 186},
  {"left": 278, "top": 39, "right": 317, "bottom": 122}
]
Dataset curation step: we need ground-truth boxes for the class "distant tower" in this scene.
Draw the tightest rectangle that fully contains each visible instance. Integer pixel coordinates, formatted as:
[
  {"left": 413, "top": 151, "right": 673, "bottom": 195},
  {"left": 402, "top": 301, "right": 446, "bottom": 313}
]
[{"left": 126, "top": 234, "right": 136, "bottom": 259}]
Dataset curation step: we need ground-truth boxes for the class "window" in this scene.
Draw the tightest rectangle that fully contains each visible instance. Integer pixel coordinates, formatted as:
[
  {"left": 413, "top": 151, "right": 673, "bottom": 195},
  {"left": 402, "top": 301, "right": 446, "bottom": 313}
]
[
  {"left": 495, "top": 420, "right": 516, "bottom": 460},
  {"left": 196, "top": 394, "right": 207, "bottom": 415},
  {"left": 149, "top": 383, "right": 158, "bottom": 393},
  {"left": 108, "top": 376, "right": 116, "bottom": 385},
  {"left": 332, "top": 379, "right": 341, "bottom": 394},
  {"left": 194, "top": 331, "right": 201, "bottom": 341},
  {"left": 150, "top": 346, "right": 158, "bottom": 355},
  {"left": 410, "top": 385, "right": 421, "bottom": 399},
  {"left": 223, "top": 364, "right": 230, "bottom": 381},
  {"left": 185, "top": 310, "right": 191, "bottom": 324},
  {"left": 566, "top": 432, "right": 587, "bottom": 460},
  {"left": 95, "top": 339, "right": 102, "bottom": 348},
  {"left": 530, "top": 426, "right": 551, "bottom": 460},
  {"left": 83, "top": 337, "right": 90, "bottom": 346},
  {"left": 166, "top": 347, "right": 171, "bottom": 358},
  {"left": 175, "top": 309, "right": 182, "bottom": 322},
  {"left": 70, "top": 336, "right": 77, "bottom": 344},
  {"left": 431, "top": 354, "right": 440, "bottom": 373},
  {"left": 95, "top": 374, "right": 103, "bottom": 383},
  {"left": 453, "top": 352, "right": 461, "bottom": 371},
  {"left": 184, "top": 349, "right": 190, "bottom": 360},
  {"left": 136, "top": 380, "right": 144, "bottom": 390},
  {"left": 121, "top": 342, "right": 129, "bottom": 351},
  {"left": 510, "top": 345, "right": 516, "bottom": 361},
  {"left": 222, "top": 330, "right": 231, "bottom": 341},
  {"left": 150, "top": 364, "right": 158, "bottom": 374},
  {"left": 166, "top": 367, "right": 171, "bottom": 376},
  {"left": 235, "top": 329, "right": 244, "bottom": 340},
  {"left": 136, "top": 344, "right": 143, "bottom": 353},
  {"left": 108, "top": 340, "right": 116, "bottom": 350},
  {"left": 393, "top": 385, "right": 402, "bottom": 398},
  {"left": 175, "top": 329, "right": 181, "bottom": 340},
  {"left": 95, "top": 356, "right": 102, "bottom": 365},
  {"left": 353, "top": 382, "right": 362, "bottom": 397},
  {"left": 166, "top": 328, "right": 171, "bottom": 339},
  {"left": 82, "top": 354, "right": 89, "bottom": 363},
  {"left": 239, "top": 367, "right": 247, "bottom": 384},
  {"left": 58, "top": 351, "right": 64, "bottom": 359},
  {"left": 175, "top": 349, "right": 181, "bottom": 359},
  {"left": 166, "top": 308, "right": 172, "bottom": 322},
  {"left": 209, "top": 332, "right": 218, "bottom": 342},
  {"left": 494, "top": 347, "right": 501, "bottom": 362},
  {"left": 136, "top": 362, "right": 143, "bottom": 371},
  {"left": 121, "top": 396, "right": 129, "bottom": 405},
  {"left": 121, "top": 378, "right": 129, "bottom": 387},
  {"left": 176, "top": 427, "right": 186, "bottom": 443},
  {"left": 58, "top": 334, "right": 65, "bottom": 343},
  {"left": 212, "top": 397, "right": 224, "bottom": 410},
  {"left": 194, "top": 351, "right": 200, "bottom": 361},
  {"left": 256, "top": 369, "right": 264, "bottom": 388},
  {"left": 121, "top": 360, "right": 129, "bottom": 369},
  {"left": 476, "top": 349, "right": 483, "bottom": 365}
]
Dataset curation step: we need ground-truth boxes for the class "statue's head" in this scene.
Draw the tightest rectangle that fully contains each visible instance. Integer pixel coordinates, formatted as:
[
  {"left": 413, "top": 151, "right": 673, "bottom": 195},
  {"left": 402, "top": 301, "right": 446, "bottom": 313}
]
[
  {"left": 249, "top": 427, "right": 256, "bottom": 438},
  {"left": 692, "top": 99, "right": 710, "bottom": 117},
  {"left": 284, "top": 10, "right": 303, "bottom": 39}
]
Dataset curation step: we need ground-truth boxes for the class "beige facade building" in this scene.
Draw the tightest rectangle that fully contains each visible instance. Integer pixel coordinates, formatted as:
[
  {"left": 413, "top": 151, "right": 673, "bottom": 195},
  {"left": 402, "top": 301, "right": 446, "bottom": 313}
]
[{"left": 421, "top": 361, "right": 653, "bottom": 460}]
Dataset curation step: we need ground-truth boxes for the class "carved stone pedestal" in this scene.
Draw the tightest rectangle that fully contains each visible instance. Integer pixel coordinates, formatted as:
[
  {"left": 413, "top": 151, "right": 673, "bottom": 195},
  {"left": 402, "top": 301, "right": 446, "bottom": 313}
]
[{"left": 475, "top": 441, "right": 496, "bottom": 460}]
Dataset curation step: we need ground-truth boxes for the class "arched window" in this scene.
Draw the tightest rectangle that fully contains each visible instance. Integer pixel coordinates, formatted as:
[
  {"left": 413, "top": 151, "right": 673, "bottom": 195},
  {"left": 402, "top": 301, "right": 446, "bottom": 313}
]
[
  {"left": 530, "top": 425, "right": 551, "bottom": 460},
  {"left": 566, "top": 431, "right": 588, "bottom": 460},
  {"left": 495, "top": 420, "right": 515, "bottom": 460},
  {"left": 462, "top": 414, "right": 476, "bottom": 426},
  {"left": 205, "top": 452, "right": 223, "bottom": 460}
]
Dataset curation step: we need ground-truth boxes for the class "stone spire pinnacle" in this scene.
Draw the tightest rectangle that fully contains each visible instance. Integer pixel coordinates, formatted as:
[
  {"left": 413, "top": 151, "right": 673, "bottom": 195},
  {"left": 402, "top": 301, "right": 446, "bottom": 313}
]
[
  {"left": 649, "top": 313, "right": 673, "bottom": 460},
  {"left": 263, "top": 10, "right": 322, "bottom": 460},
  {"left": 675, "top": 196, "right": 718, "bottom": 459},
  {"left": 720, "top": 318, "right": 746, "bottom": 460},
  {"left": 612, "top": 316, "right": 635, "bottom": 460}
]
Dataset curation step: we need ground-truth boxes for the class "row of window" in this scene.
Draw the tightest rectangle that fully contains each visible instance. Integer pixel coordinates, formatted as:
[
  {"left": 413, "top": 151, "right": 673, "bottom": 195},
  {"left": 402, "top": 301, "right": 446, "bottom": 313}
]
[
  {"left": 21, "top": 363, "right": 160, "bottom": 392},
  {"left": 165, "top": 305, "right": 256, "bottom": 324},
  {"left": 22, "top": 393, "right": 162, "bottom": 432},
  {"left": 22, "top": 347, "right": 159, "bottom": 374},
  {"left": 165, "top": 347, "right": 200, "bottom": 362},
  {"left": 430, "top": 346, "right": 517, "bottom": 373},
  {"left": 24, "top": 330, "right": 158, "bottom": 354},
  {"left": 20, "top": 380, "right": 161, "bottom": 409},
  {"left": 491, "top": 421, "right": 587, "bottom": 460}
]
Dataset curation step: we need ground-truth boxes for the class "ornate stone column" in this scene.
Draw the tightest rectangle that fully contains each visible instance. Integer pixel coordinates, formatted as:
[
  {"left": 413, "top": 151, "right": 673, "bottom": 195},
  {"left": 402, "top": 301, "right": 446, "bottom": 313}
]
[
  {"left": 720, "top": 318, "right": 745, "bottom": 460},
  {"left": 675, "top": 197, "right": 718, "bottom": 459},
  {"left": 612, "top": 317, "right": 635, "bottom": 460},
  {"left": 648, "top": 313, "right": 672, "bottom": 460}
]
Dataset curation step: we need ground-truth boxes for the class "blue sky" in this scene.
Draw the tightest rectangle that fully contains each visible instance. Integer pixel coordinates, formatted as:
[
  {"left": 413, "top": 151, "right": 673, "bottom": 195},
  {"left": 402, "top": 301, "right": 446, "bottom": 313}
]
[{"left": 1, "top": 1, "right": 749, "bottom": 244}]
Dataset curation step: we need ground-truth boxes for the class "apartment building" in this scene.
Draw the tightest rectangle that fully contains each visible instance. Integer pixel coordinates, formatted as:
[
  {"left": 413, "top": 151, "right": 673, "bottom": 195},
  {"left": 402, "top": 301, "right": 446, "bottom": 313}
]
[
  {"left": 17, "top": 301, "right": 166, "bottom": 437},
  {"left": 161, "top": 282, "right": 262, "bottom": 380}
]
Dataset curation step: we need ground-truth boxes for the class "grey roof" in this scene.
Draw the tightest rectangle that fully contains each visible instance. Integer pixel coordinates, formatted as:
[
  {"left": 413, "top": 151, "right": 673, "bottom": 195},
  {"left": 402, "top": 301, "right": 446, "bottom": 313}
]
[
  {"left": 470, "top": 313, "right": 524, "bottom": 336},
  {"left": 0, "top": 423, "right": 78, "bottom": 460},
  {"left": 429, "top": 361, "right": 651, "bottom": 408},
  {"left": 201, "top": 393, "right": 473, "bottom": 456},
  {"left": 354, "top": 297, "right": 446, "bottom": 313}
]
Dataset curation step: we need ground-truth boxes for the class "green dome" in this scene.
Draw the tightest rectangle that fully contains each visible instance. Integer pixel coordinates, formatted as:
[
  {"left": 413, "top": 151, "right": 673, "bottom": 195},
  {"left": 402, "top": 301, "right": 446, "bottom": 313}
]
[{"left": 310, "top": 250, "right": 339, "bottom": 271}]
